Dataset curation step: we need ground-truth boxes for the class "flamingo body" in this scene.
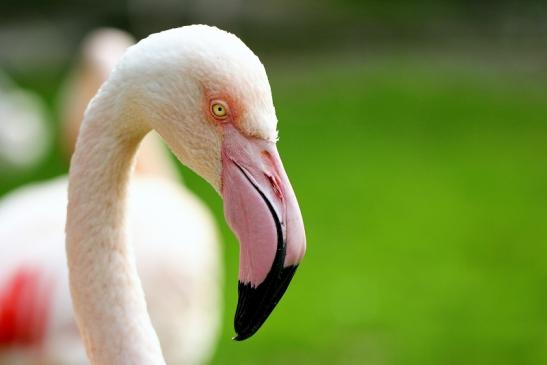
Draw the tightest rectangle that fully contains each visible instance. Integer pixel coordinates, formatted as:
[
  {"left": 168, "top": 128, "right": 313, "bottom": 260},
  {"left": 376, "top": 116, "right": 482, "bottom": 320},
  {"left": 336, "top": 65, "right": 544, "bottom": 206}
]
[{"left": 0, "top": 176, "right": 220, "bottom": 364}]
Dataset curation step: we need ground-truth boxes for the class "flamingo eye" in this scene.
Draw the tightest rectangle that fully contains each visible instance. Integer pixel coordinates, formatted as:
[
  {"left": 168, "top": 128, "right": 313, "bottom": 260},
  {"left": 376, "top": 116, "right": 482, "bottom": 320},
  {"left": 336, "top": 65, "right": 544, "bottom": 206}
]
[{"left": 211, "top": 101, "right": 228, "bottom": 118}]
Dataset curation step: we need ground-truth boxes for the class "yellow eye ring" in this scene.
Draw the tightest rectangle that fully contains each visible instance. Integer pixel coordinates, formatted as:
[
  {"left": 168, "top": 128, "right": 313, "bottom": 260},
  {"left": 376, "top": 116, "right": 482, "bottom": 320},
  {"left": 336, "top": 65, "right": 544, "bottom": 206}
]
[{"left": 211, "top": 101, "right": 228, "bottom": 118}]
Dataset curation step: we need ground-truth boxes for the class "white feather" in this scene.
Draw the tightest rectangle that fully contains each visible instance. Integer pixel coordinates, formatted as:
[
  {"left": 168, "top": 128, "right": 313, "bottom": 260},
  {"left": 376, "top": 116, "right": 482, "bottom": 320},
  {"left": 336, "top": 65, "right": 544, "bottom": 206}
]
[{"left": 0, "top": 176, "right": 221, "bottom": 365}]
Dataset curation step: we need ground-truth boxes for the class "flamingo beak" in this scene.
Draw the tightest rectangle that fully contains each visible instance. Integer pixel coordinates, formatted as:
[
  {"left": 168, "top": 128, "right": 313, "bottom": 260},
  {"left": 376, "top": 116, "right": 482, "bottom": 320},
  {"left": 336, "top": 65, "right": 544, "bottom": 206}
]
[{"left": 221, "top": 124, "right": 306, "bottom": 341}]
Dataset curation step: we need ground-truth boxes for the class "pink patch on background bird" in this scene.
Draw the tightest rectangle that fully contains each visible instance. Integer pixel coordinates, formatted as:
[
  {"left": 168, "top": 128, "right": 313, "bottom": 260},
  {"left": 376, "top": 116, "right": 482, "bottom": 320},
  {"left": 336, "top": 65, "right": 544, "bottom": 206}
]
[{"left": 0, "top": 266, "right": 52, "bottom": 347}]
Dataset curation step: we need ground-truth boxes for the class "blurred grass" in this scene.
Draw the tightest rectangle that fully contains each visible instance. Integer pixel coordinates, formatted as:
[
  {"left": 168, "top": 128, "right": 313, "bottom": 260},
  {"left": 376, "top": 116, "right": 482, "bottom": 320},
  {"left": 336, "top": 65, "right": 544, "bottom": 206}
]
[
  {"left": 186, "top": 57, "right": 547, "bottom": 365},
  {"left": 2, "top": 54, "right": 546, "bottom": 365}
]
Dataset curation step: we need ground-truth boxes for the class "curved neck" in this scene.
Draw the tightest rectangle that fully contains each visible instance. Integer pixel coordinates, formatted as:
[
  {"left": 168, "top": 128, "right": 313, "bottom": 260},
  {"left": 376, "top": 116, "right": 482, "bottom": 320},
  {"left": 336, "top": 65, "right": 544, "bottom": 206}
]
[
  {"left": 65, "top": 94, "right": 165, "bottom": 364},
  {"left": 61, "top": 54, "right": 179, "bottom": 182}
]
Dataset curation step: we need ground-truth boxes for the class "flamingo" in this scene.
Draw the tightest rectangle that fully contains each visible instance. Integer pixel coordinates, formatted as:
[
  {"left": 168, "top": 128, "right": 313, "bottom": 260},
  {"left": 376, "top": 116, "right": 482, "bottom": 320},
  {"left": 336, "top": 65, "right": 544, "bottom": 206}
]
[
  {"left": 65, "top": 24, "right": 306, "bottom": 364},
  {"left": 0, "top": 28, "right": 222, "bottom": 365}
]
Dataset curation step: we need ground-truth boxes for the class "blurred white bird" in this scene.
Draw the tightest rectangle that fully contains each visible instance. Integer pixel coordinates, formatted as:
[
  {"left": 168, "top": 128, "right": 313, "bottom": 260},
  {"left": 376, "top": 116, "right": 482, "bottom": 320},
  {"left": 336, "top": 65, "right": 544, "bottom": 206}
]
[
  {"left": 0, "top": 72, "right": 51, "bottom": 174},
  {"left": 0, "top": 28, "right": 222, "bottom": 365}
]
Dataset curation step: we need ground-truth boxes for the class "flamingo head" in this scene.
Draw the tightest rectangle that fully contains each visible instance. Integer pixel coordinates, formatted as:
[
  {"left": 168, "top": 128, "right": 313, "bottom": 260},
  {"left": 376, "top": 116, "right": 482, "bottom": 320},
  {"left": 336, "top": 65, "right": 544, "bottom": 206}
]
[{"left": 118, "top": 25, "right": 306, "bottom": 340}]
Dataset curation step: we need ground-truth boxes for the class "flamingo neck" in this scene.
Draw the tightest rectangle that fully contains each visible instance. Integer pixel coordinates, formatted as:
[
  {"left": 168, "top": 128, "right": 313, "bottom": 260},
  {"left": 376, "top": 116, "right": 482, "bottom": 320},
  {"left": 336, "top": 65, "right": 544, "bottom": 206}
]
[{"left": 65, "top": 92, "right": 165, "bottom": 364}]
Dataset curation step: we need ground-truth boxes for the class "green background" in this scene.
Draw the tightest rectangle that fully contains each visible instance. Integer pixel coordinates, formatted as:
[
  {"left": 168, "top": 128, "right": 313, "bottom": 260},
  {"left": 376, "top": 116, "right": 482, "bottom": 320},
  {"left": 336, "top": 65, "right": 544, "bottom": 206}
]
[{"left": 1, "top": 1, "right": 546, "bottom": 364}]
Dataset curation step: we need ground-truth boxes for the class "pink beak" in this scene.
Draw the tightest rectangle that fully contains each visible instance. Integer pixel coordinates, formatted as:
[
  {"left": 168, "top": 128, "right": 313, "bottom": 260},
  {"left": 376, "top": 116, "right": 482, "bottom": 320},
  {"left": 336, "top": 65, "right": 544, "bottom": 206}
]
[{"left": 221, "top": 124, "right": 306, "bottom": 340}]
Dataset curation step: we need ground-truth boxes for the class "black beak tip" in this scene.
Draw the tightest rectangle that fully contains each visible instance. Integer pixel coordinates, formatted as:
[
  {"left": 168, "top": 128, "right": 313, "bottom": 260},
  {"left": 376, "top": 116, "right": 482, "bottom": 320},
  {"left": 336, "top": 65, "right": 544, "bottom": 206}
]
[
  {"left": 233, "top": 265, "right": 298, "bottom": 341},
  {"left": 230, "top": 163, "right": 302, "bottom": 341},
  {"left": 232, "top": 333, "right": 250, "bottom": 342}
]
